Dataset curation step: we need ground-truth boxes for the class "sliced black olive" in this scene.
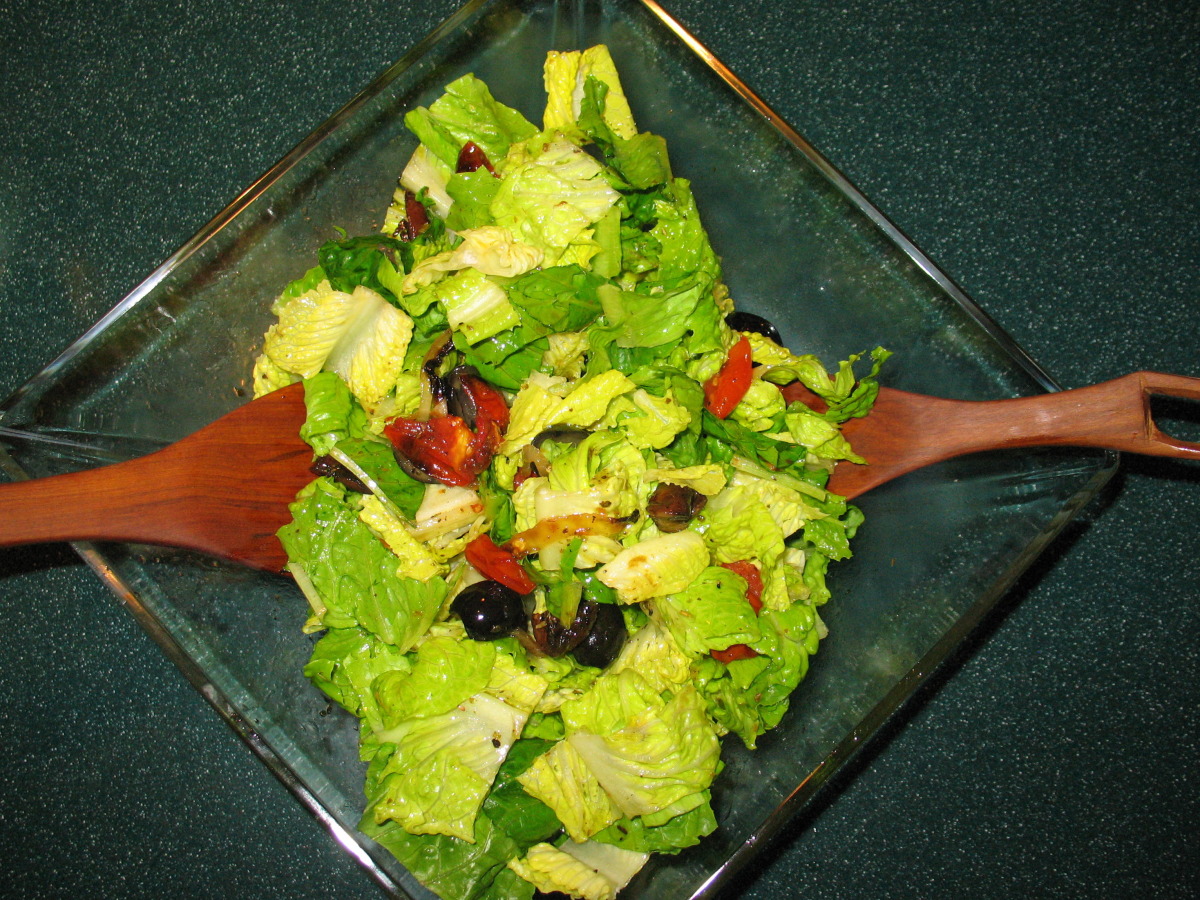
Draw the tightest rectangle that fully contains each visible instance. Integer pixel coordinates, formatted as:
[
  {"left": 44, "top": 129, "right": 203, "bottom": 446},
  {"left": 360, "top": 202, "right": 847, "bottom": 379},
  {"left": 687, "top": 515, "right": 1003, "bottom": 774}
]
[
  {"left": 529, "top": 598, "right": 599, "bottom": 657},
  {"left": 646, "top": 483, "right": 707, "bottom": 533},
  {"left": 446, "top": 365, "right": 482, "bottom": 429},
  {"left": 310, "top": 456, "right": 369, "bottom": 493},
  {"left": 725, "top": 311, "right": 782, "bottom": 344},
  {"left": 451, "top": 580, "right": 525, "bottom": 640},
  {"left": 572, "top": 602, "right": 626, "bottom": 669},
  {"left": 531, "top": 428, "right": 590, "bottom": 449},
  {"left": 391, "top": 446, "right": 441, "bottom": 484}
]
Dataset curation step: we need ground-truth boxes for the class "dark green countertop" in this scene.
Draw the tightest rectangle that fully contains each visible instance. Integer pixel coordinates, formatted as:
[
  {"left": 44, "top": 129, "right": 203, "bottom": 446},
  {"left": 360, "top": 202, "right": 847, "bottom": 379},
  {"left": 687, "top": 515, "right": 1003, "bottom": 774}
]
[{"left": 2, "top": 1, "right": 1196, "bottom": 897}]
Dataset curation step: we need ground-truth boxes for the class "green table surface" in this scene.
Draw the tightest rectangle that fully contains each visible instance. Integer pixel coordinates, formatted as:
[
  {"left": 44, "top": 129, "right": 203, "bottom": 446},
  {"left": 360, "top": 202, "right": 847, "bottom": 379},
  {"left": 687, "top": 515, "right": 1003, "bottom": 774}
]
[{"left": 2, "top": 1, "right": 1197, "bottom": 897}]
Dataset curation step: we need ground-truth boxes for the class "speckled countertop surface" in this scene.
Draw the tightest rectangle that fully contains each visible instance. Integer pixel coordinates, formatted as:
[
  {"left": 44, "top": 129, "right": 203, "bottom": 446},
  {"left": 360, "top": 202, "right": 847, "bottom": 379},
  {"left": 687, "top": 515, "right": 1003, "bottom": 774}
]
[{"left": 1, "top": 1, "right": 1197, "bottom": 897}]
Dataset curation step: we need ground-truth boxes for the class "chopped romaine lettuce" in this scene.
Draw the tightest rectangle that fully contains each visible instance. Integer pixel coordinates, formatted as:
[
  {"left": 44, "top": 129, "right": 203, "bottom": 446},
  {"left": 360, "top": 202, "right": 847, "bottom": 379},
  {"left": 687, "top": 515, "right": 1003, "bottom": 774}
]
[{"left": 262, "top": 45, "right": 886, "bottom": 900}]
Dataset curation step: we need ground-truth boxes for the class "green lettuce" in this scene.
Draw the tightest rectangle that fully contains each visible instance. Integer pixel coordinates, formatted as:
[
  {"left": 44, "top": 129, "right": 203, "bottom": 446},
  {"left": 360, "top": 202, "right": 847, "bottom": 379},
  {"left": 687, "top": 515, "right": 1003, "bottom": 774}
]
[
  {"left": 445, "top": 169, "right": 501, "bottom": 231},
  {"left": 650, "top": 566, "right": 760, "bottom": 656},
  {"left": 405, "top": 72, "right": 538, "bottom": 170},
  {"left": 434, "top": 268, "right": 521, "bottom": 345},
  {"left": 367, "top": 639, "right": 548, "bottom": 841},
  {"left": 262, "top": 281, "right": 414, "bottom": 409},
  {"left": 452, "top": 324, "right": 548, "bottom": 392},
  {"left": 597, "top": 531, "right": 710, "bottom": 604},
  {"left": 693, "top": 599, "right": 825, "bottom": 748},
  {"left": 490, "top": 139, "right": 619, "bottom": 264},
  {"left": 330, "top": 436, "right": 426, "bottom": 520},
  {"left": 508, "top": 840, "right": 649, "bottom": 900},
  {"left": 480, "top": 737, "right": 563, "bottom": 847},
  {"left": 543, "top": 45, "right": 638, "bottom": 141},
  {"left": 302, "top": 626, "right": 411, "bottom": 734},
  {"left": 606, "top": 619, "right": 692, "bottom": 693},
  {"left": 505, "top": 265, "right": 606, "bottom": 335},
  {"left": 600, "top": 388, "right": 693, "bottom": 450},
  {"left": 361, "top": 812, "right": 535, "bottom": 900},
  {"left": 277, "top": 478, "right": 447, "bottom": 648},
  {"left": 298, "top": 371, "right": 369, "bottom": 456},
  {"left": 559, "top": 670, "right": 722, "bottom": 819},
  {"left": 516, "top": 736, "right": 624, "bottom": 841},
  {"left": 592, "top": 791, "right": 718, "bottom": 854},
  {"left": 500, "top": 370, "right": 635, "bottom": 454}
]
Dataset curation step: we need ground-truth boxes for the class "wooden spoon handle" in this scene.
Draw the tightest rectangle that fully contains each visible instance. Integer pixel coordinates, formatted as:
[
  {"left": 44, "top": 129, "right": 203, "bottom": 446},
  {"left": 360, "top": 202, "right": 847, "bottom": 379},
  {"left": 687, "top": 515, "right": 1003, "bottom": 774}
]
[
  {"left": 827, "top": 371, "right": 1200, "bottom": 499},
  {"left": 0, "top": 452, "right": 187, "bottom": 547},
  {"left": 0, "top": 384, "right": 312, "bottom": 570},
  {"left": 917, "top": 371, "right": 1200, "bottom": 459}
]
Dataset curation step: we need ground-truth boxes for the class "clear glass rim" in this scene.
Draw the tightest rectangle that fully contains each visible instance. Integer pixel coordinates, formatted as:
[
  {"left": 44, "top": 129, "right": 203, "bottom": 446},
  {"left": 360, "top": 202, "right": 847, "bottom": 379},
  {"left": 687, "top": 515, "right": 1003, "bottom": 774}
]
[{"left": 0, "top": 1, "right": 1120, "bottom": 898}]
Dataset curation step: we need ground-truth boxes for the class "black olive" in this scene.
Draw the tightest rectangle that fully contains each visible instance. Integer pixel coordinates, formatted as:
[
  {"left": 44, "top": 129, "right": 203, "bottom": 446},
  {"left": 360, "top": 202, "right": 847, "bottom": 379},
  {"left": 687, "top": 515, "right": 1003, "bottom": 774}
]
[
  {"left": 646, "top": 483, "right": 707, "bottom": 533},
  {"left": 451, "top": 580, "right": 525, "bottom": 641},
  {"left": 446, "top": 365, "right": 482, "bottom": 429},
  {"left": 391, "top": 446, "right": 441, "bottom": 484},
  {"left": 725, "top": 311, "right": 783, "bottom": 344},
  {"left": 531, "top": 428, "right": 590, "bottom": 449},
  {"left": 309, "top": 456, "right": 370, "bottom": 493},
  {"left": 572, "top": 602, "right": 626, "bottom": 669}
]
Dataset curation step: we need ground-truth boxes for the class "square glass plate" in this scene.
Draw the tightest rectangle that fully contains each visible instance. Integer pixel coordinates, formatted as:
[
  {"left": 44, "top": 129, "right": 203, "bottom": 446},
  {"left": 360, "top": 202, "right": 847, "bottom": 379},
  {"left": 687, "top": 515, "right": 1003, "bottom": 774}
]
[{"left": 0, "top": 0, "right": 1116, "bottom": 896}]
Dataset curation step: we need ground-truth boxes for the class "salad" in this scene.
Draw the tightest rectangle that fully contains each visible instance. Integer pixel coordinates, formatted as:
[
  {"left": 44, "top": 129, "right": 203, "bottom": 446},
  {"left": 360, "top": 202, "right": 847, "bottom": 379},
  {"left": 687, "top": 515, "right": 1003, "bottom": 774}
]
[{"left": 251, "top": 45, "right": 887, "bottom": 900}]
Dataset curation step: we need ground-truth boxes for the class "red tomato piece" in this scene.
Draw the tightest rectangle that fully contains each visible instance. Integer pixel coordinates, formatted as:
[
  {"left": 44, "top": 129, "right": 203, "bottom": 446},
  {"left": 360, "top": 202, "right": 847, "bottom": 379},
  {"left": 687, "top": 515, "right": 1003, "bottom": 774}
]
[
  {"left": 711, "top": 643, "right": 759, "bottom": 664},
  {"left": 719, "top": 559, "right": 764, "bottom": 613},
  {"left": 465, "top": 534, "right": 536, "bottom": 595},
  {"left": 703, "top": 336, "right": 754, "bottom": 419},
  {"left": 384, "top": 372, "right": 510, "bottom": 487},
  {"left": 384, "top": 415, "right": 483, "bottom": 487}
]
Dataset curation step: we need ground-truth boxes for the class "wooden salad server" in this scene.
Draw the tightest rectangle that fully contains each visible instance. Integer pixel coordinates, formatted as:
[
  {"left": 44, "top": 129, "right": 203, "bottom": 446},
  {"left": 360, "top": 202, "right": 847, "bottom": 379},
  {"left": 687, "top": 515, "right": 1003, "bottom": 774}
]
[{"left": 0, "top": 371, "right": 1197, "bottom": 573}]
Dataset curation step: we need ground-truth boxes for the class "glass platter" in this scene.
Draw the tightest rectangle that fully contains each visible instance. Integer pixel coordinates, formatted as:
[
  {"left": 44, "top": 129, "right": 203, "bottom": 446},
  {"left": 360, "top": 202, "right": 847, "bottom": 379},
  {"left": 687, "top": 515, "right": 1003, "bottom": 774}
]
[{"left": 0, "top": 0, "right": 1117, "bottom": 897}]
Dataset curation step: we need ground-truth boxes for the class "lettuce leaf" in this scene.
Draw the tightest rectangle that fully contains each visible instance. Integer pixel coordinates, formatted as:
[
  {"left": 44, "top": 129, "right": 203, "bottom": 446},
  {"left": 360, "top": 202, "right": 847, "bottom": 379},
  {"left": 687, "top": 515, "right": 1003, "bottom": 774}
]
[
  {"left": 501, "top": 370, "right": 635, "bottom": 454},
  {"left": 516, "top": 735, "right": 624, "bottom": 841},
  {"left": 302, "top": 626, "right": 411, "bottom": 734},
  {"left": 277, "top": 478, "right": 447, "bottom": 648},
  {"left": 331, "top": 436, "right": 426, "bottom": 520},
  {"left": 508, "top": 840, "right": 649, "bottom": 900},
  {"left": 600, "top": 387, "right": 693, "bottom": 450},
  {"left": 445, "top": 169, "right": 501, "bottom": 231},
  {"left": 650, "top": 566, "right": 760, "bottom": 656},
  {"left": 490, "top": 139, "right": 619, "bottom": 264},
  {"left": 404, "top": 72, "right": 538, "bottom": 170},
  {"left": 360, "top": 812, "right": 534, "bottom": 900},
  {"left": 452, "top": 324, "right": 548, "bottom": 392},
  {"left": 560, "top": 671, "right": 722, "bottom": 820},
  {"left": 262, "top": 282, "right": 414, "bottom": 409},
  {"left": 298, "top": 371, "right": 369, "bottom": 456},
  {"left": 597, "top": 531, "right": 710, "bottom": 604},
  {"left": 693, "top": 599, "right": 825, "bottom": 748},
  {"left": 480, "top": 737, "right": 563, "bottom": 847},
  {"left": 592, "top": 791, "right": 717, "bottom": 854},
  {"left": 367, "top": 640, "right": 548, "bottom": 841},
  {"left": 505, "top": 264, "right": 606, "bottom": 335},
  {"left": 543, "top": 45, "right": 638, "bottom": 141}
]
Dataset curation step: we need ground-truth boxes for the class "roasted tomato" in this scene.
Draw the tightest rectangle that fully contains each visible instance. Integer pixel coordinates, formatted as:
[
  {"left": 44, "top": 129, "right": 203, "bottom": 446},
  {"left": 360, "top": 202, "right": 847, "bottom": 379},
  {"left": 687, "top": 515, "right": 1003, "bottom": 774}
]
[
  {"left": 384, "top": 369, "right": 509, "bottom": 486},
  {"left": 464, "top": 534, "right": 536, "bottom": 595},
  {"left": 456, "top": 140, "right": 498, "bottom": 176},
  {"left": 703, "top": 335, "right": 754, "bottom": 419},
  {"left": 710, "top": 644, "right": 760, "bottom": 664}
]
